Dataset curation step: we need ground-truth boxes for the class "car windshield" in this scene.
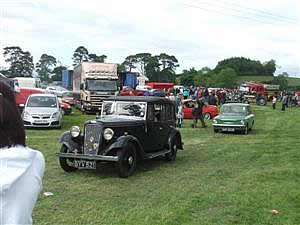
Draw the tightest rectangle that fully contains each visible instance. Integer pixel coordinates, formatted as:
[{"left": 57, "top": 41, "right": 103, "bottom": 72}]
[
  {"left": 101, "top": 101, "right": 146, "bottom": 119},
  {"left": 62, "top": 92, "right": 73, "bottom": 98},
  {"left": 221, "top": 105, "right": 248, "bottom": 115},
  {"left": 27, "top": 96, "right": 57, "bottom": 108},
  {"left": 86, "top": 80, "right": 117, "bottom": 91}
]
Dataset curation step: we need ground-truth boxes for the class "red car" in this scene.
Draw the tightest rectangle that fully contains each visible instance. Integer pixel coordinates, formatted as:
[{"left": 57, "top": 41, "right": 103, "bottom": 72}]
[
  {"left": 119, "top": 86, "right": 146, "bottom": 96},
  {"left": 182, "top": 99, "right": 218, "bottom": 120}
]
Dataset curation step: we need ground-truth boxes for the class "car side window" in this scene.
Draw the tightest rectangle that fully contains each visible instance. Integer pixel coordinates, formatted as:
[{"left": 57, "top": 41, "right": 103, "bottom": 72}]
[
  {"left": 147, "top": 104, "right": 155, "bottom": 121},
  {"left": 153, "top": 104, "right": 163, "bottom": 122}
]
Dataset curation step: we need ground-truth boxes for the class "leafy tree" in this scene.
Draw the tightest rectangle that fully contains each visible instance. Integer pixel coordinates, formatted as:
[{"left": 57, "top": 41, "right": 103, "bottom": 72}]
[
  {"left": 214, "top": 57, "right": 269, "bottom": 76},
  {"left": 263, "top": 59, "right": 276, "bottom": 76},
  {"left": 51, "top": 66, "right": 67, "bottom": 81},
  {"left": 72, "top": 46, "right": 89, "bottom": 66},
  {"left": 135, "top": 53, "right": 152, "bottom": 75},
  {"left": 272, "top": 74, "right": 288, "bottom": 91},
  {"left": 215, "top": 68, "right": 237, "bottom": 88},
  {"left": 121, "top": 55, "right": 137, "bottom": 72},
  {"left": 36, "top": 54, "right": 57, "bottom": 82},
  {"left": 88, "top": 53, "right": 107, "bottom": 63},
  {"left": 3, "top": 46, "right": 34, "bottom": 77}
]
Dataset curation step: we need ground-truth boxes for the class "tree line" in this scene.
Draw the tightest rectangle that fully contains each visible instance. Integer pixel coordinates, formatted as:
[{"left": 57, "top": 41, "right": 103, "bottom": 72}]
[
  {"left": 0, "top": 46, "right": 179, "bottom": 83},
  {"left": 0, "top": 46, "right": 279, "bottom": 87}
]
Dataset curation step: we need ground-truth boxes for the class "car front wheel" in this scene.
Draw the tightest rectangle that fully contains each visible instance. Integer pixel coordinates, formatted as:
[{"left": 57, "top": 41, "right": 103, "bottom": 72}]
[
  {"left": 116, "top": 142, "right": 137, "bottom": 178},
  {"left": 204, "top": 112, "right": 211, "bottom": 121},
  {"left": 165, "top": 139, "right": 178, "bottom": 161},
  {"left": 244, "top": 125, "right": 249, "bottom": 135},
  {"left": 59, "top": 145, "right": 78, "bottom": 172}
]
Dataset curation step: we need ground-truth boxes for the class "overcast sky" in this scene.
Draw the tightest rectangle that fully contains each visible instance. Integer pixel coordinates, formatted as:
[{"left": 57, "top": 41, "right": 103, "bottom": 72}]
[{"left": 0, "top": 0, "right": 299, "bottom": 76}]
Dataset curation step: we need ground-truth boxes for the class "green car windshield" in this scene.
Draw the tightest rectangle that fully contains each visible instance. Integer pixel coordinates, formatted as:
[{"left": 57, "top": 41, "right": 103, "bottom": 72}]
[{"left": 221, "top": 105, "right": 248, "bottom": 116}]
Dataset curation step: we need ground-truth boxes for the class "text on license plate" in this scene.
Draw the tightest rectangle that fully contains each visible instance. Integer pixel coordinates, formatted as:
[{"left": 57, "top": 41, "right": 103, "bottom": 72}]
[
  {"left": 222, "top": 128, "right": 235, "bottom": 131},
  {"left": 34, "top": 120, "right": 48, "bottom": 123},
  {"left": 73, "top": 160, "right": 96, "bottom": 169}
]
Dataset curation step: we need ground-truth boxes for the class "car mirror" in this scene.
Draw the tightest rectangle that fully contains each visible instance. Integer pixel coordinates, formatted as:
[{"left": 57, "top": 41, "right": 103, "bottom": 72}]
[{"left": 19, "top": 104, "right": 25, "bottom": 108}]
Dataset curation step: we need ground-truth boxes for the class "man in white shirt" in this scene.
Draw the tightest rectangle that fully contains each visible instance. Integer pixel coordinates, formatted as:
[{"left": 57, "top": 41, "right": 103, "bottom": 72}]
[{"left": 0, "top": 80, "right": 45, "bottom": 225}]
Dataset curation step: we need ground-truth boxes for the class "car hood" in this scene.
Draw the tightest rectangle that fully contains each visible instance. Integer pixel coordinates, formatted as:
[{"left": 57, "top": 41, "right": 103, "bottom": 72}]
[
  {"left": 25, "top": 107, "right": 59, "bottom": 114},
  {"left": 215, "top": 114, "right": 245, "bottom": 121}
]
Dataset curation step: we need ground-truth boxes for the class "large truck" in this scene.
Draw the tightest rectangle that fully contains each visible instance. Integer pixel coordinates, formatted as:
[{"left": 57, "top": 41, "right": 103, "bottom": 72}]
[
  {"left": 239, "top": 82, "right": 280, "bottom": 105},
  {"left": 62, "top": 69, "right": 73, "bottom": 90},
  {"left": 73, "top": 62, "right": 119, "bottom": 113}
]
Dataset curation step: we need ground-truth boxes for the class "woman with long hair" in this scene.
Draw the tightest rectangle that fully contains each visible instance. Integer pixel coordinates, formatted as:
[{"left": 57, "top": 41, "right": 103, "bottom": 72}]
[{"left": 0, "top": 80, "right": 45, "bottom": 225}]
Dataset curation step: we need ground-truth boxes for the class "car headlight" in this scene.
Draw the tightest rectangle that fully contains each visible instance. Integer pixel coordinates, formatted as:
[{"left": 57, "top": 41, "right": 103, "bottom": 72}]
[
  {"left": 52, "top": 112, "right": 59, "bottom": 119},
  {"left": 213, "top": 119, "right": 217, "bottom": 123},
  {"left": 241, "top": 120, "right": 245, "bottom": 125},
  {"left": 103, "top": 128, "right": 114, "bottom": 140},
  {"left": 70, "top": 126, "right": 80, "bottom": 138},
  {"left": 23, "top": 111, "right": 31, "bottom": 119}
]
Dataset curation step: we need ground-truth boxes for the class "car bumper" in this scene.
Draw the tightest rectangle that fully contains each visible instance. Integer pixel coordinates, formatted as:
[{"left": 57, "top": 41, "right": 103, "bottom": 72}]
[
  {"left": 213, "top": 124, "right": 246, "bottom": 131},
  {"left": 56, "top": 152, "right": 118, "bottom": 162},
  {"left": 23, "top": 118, "right": 61, "bottom": 128}
]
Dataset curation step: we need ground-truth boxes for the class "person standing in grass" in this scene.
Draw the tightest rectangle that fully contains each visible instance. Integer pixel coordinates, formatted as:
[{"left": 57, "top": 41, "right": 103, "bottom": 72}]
[
  {"left": 192, "top": 97, "right": 207, "bottom": 128},
  {"left": 0, "top": 80, "right": 45, "bottom": 225},
  {"left": 281, "top": 93, "right": 288, "bottom": 112},
  {"left": 272, "top": 95, "right": 277, "bottom": 110}
]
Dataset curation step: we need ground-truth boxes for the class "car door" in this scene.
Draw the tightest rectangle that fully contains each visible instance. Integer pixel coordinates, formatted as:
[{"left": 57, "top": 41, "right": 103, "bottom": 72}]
[
  {"left": 146, "top": 103, "right": 166, "bottom": 151},
  {"left": 183, "top": 100, "right": 193, "bottom": 119}
]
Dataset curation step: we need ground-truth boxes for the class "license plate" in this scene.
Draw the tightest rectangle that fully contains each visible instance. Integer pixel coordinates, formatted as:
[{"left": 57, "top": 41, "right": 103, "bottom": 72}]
[
  {"left": 73, "top": 160, "right": 96, "bottom": 169},
  {"left": 222, "top": 128, "right": 235, "bottom": 132},
  {"left": 34, "top": 120, "right": 49, "bottom": 124}
]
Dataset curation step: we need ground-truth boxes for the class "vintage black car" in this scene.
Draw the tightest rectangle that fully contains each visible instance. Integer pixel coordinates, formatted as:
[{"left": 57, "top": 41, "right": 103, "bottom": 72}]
[{"left": 56, "top": 96, "right": 183, "bottom": 177}]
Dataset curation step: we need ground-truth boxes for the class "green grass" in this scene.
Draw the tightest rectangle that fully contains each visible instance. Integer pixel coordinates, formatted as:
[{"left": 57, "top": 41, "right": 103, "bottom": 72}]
[{"left": 27, "top": 106, "right": 300, "bottom": 225}]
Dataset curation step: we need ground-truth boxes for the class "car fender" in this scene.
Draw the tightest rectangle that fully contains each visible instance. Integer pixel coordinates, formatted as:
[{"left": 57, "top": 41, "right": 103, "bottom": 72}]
[
  {"left": 106, "top": 135, "right": 145, "bottom": 159},
  {"left": 168, "top": 128, "right": 183, "bottom": 150},
  {"left": 58, "top": 131, "right": 80, "bottom": 151}
]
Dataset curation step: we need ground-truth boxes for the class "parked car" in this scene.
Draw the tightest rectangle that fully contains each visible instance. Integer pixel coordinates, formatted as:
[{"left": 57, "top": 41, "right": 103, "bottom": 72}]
[
  {"left": 56, "top": 96, "right": 183, "bottom": 178},
  {"left": 22, "top": 94, "right": 63, "bottom": 128},
  {"left": 212, "top": 103, "right": 254, "bottom": 134},
  {"left": 119, "top": 86, "right": 146, "bottom": 96},
  {"left": 143, "top": 89, "right": 166, "bottom": 97},
  {"left": 58, "top": 98, "right": 72, "bottom": 115},
  {"left": 182, "top": 99, "right": 218, "bottom": 120},
  {"left": 135, "top": 85, "right": 152, "bottom": 92},
  {"left": 45, "top": 86, "right": 68, "bottom": 97},
  {"left": 61, "top": 91, "right": 75, "bottom": 106}
]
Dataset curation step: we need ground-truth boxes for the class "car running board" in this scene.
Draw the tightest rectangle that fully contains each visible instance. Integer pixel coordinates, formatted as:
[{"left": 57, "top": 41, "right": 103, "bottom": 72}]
[{"left": 144, "top": 149, "right": 171, "bottom": 159}]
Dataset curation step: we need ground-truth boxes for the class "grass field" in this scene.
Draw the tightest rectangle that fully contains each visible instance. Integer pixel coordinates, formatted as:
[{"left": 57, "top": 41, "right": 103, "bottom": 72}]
[{"left": 27, "top": 105, "right": 300, "bottom": 225}]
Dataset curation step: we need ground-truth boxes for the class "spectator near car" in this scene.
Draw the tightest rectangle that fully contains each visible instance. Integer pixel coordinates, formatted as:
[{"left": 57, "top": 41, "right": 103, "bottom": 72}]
[{"left": 56, "top": 96, "right": 183, "bottom": 178}]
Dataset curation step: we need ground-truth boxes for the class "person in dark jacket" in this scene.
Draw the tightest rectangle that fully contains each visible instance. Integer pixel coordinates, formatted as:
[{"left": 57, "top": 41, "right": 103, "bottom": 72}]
[
  {"left": 208, "top": 92, "right": 217, "bottom": 105},
  {"left": 192, "top": 97, "right": 207, "bottom": 128}
]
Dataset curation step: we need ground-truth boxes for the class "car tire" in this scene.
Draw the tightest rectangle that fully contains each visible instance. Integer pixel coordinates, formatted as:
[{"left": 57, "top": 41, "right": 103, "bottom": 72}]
[
  {"left": 244, "top": 124, "right": 249, "bottom": 135},
  {"left": 165, "top": 138, "right": 178, "bottom": 161},
  {"left": 257, "top": 98, "right": 266, "bottom": 106},
  {"left": 116, "top": 142, "right": 137, "bottom": 178},
  {"left": 249, "top": 121, "right": 254, "bottom": 131},
  {"left": 204, "top": 112, "right": 211, "bottom": 121},
  {"left": 59, "top": 145, "right": 78, "bottom": 172},
  {"left": 214, "top": 128, "right": 219, "bottom": 133}
]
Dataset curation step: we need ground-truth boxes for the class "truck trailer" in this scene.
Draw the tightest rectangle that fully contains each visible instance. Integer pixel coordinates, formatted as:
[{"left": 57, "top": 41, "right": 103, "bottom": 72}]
[{"left": 73, "top": 62, "right": 118, "bottom": 113}]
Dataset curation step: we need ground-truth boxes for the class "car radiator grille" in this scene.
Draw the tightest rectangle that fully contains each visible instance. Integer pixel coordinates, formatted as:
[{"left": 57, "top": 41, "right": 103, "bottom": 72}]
[
  {"left": 90, "top": 95, "right": 113, "bottom": 107},
  {"left": 84, "top": 124, "right": 102, "bottom": 155},
  {"left": 31, "top": 114, "right": 51, "bottom": 119}
]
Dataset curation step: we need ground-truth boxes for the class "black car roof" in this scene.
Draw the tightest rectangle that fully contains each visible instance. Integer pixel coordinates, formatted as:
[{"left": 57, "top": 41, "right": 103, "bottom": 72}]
[{"left": 106, "top": 96, "right": 174, "bottom": 104}]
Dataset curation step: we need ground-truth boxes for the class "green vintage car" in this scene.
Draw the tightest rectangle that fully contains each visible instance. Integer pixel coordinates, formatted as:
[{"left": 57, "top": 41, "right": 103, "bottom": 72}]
[{"left": 212, "top": 103, "right": 254, "bottom": 134}]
